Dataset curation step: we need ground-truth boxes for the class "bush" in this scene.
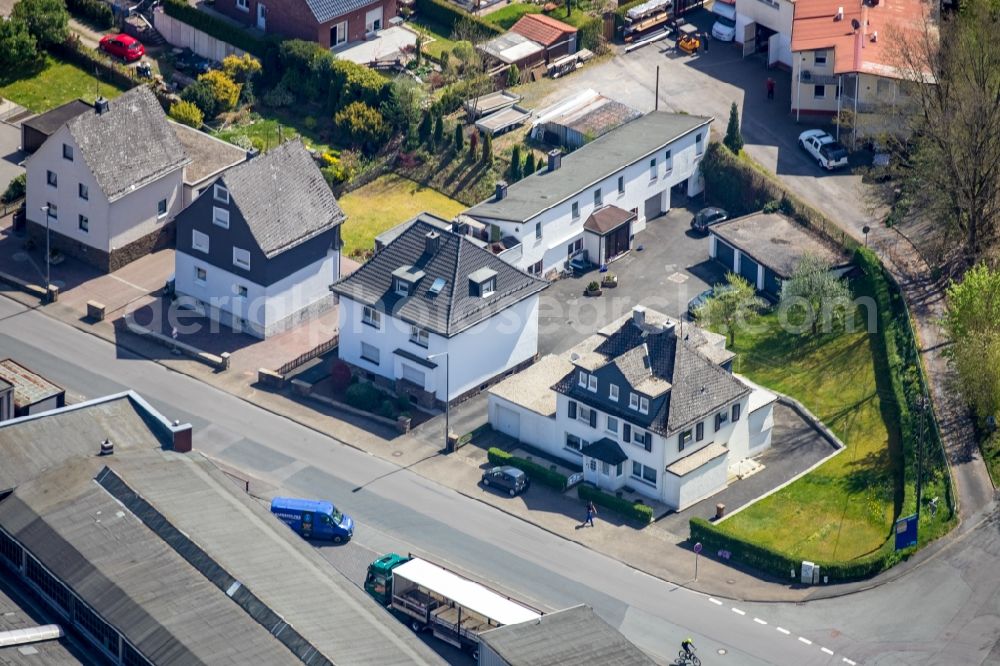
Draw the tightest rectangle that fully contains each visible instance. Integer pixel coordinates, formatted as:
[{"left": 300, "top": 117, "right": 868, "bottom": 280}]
[
  {"left": 181, "top": 80, "right": 218, "bottom": 118},
  {"left": 377, "top": 400, "right": 396, "bottom": 419},
  {"left": 575, "top": 15, "right": 604, "bottom": 52},
  {"left": 262, "top": 82, "right": 294, "bottom": 107},
  {"left": 413, "top": 0, "right": 501, "bottom": 37},
  {"left": 65, "top": 0, "right": 112, "bottom": 28},
  {"left": 330, "top": 360, "right": 352, "bottom": 392},
  {"left": 345, "top": 382, "right": 383, "bottom": 412},
  {"left": 334, "top": 101, "right": 388, "bottom": 154},
  {"left": 168, "top": 100, "right": 204, "bottom": 128},
  {"left": 487, "top": 448, "right": 568, "bottom": 490},
  {"left": 222, "top": 53, "right": 261, "bottom": 84},
  {"left": 12, "top": 0, "right": 69, "bottom": 47},
  {"left": 0, "top": 17, "right": 38, "bottom": 70},
  {"left": 163, "top": 0, "right": 273, "bottom": 56},
  {"left": 198, "top": 70, "right": 241, "bottom": 114},
  {"left": 578, "top": 484, "right": 654, "bottom": 523},
  {"left": 2, "top": 173, "right": 26, "bottom": 204}
]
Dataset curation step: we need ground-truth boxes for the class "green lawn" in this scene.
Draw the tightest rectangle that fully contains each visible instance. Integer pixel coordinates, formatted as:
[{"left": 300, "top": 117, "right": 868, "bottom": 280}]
[
  {"left": 983, "top": 432, "right": 1000, "bottom": 487},
  {"left": 485, "top": 4, "right": 591, "bottom": 30},
  {"left": 213, "top": 112, "right": 334, "bottom": 154},
  {"left": 409, "top": 16, "right": 459, "bottom": 61},
  {"left": 0, "top": 55, "right": 127, "bottom": 113},
  {"left": 717, "top": 303, "right": 898, "bottom": 562},
  {"left": 338, "top": 174, "right": 466, "bottom": 258}
]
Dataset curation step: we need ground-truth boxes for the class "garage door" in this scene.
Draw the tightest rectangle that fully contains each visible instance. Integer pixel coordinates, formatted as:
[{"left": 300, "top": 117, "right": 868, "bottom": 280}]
[
  {"left": 644, "top": 192, "right": 663, "bottom": 221},
  {"left": 739, "top": 253, "right": 759, "bottom": 287},
  {"left": 764, "top": 268, "right": 782, "bottom": 297},
  {"left": 715, "top": 239, "right": 735, "bottom": 271},
  {"left": 496, "top": 406, "right": 520, "bottom": 440}
]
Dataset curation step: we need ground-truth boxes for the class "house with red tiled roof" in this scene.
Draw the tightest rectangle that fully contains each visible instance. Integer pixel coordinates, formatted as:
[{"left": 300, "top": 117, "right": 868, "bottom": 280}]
[
  {"left": 510, "top": 14, "right": 578, "bottom": 61},
  {"left": 789, "top": 0, "right": 933, "bottom": 140}
]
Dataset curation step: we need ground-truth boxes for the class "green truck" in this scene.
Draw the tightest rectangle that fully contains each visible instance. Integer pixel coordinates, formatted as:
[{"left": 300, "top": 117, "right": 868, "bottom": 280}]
[{"left": 365, "top": 553, "right": 542, "bottom": 653}]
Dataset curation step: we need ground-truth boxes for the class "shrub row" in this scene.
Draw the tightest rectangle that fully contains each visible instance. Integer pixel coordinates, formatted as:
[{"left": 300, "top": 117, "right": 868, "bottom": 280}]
[
  {"left": 487, "top": 447, "right": 568, "bottom": 491},
  {"left": 413, "top": 0, "right": 502, "bottom": 37},
  {"left": 690, "top": 518, "right": 908, "bottom": 582},
  {"left": 162, "top": 0, "right": 275, "bottom": 57},
  {"left": 66, "top": 0, "right": 113, "bottom": 29},
  {"left": 575, "top": 14, "right": 604, "bottom": 51},
  {"left": 578, "top": 484, "right": 654, "bottom": 524}
]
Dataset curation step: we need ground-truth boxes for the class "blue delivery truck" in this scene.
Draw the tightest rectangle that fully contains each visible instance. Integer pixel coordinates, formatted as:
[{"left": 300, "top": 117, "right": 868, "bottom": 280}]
[{"left": 269, "top": 497, "right": 354, "bottom": 543}]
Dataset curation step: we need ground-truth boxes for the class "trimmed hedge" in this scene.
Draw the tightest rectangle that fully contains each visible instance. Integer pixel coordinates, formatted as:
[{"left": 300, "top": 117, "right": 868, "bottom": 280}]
[
  {"left": 578, "top": 484, "right": 654, "bottom": 524},
  {"left": 413, "top": 0, "right": 502, "bottom": 37},
  {"left": 66, "top": 0, "right": 113, "bottom": 29},
  {"left": 487, "top": 447, "right": 568, "bottom": 491},
  {"left": 575, "top": 15, "right": 604, "bottom": 52},
  {"left": 162, "top": 0, "right": 275, "bottom": 57}
]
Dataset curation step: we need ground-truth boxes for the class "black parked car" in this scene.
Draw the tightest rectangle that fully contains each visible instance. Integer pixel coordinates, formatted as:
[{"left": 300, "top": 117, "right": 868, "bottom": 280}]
[
  {"left": 690, "top": 207, "right": 728, "bottom": 234},
  {"left": 174, "top": 49, "right": 212, "bottom": 76},
  {"left": 481, "top": 466, "right": 530, "bottom": 496}
]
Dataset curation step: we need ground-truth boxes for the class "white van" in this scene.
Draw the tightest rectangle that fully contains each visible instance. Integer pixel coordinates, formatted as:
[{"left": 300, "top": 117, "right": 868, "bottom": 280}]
[{"left": 711, "top": 0, "right": 737, "bottom": 42}]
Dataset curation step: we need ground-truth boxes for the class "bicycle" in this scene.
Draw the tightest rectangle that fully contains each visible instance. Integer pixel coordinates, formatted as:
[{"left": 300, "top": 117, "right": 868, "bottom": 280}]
[{"left": 676, "top": 648, "right": 701, "bottom": 666}]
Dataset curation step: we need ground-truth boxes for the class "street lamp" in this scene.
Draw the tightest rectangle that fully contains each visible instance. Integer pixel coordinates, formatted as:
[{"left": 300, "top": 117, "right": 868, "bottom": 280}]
[
  {"left": 427, "top": 351, "right": 450, "bottom": 451},
  {"left": 863, "top": 225, "right": 871, "bottom": 248},
  {"left": 39, "top": 205, "right": 51, "bottom": 290}
]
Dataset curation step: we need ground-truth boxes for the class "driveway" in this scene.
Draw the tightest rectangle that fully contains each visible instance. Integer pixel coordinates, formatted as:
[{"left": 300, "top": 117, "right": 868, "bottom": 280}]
[{"left": 537, "top": 206, "right": 727, "bottom": 356}]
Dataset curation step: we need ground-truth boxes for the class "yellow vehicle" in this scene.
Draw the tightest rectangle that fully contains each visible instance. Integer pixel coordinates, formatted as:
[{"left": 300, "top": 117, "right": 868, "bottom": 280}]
[{"left": 677, "top": 24, "right": 700, "bottom": 54}]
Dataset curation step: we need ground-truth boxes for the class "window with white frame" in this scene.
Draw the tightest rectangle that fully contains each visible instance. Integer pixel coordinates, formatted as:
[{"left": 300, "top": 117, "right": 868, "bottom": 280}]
[
  {"left": 639, "top": 396, "right": 649, "bottom": 414},
  {"left": 394, "top": 278, "right": 409, "bottom": 296},
  {"left": 232, "top": 247, "right": 250, "bottom": 270},
  {"left": 361, "top": 342, "right": 380, "bottom": 364},
  {"left": 78, "top": 183, "right": 88, "bottom": 200},
  {"left": 571, "top": 201, "right": 579, "bottom": 220},
  {"left": 732, "top": 403, "right": 741, "bottom": 421},
  {"left": 587, "top": 374, "right": 597, "bottom": 392},
  {"left": 633, "top": 428, "right": 651, "bottom": 451},
  {"left": 715, "top": 409, "right": 729, "bottom": 431},
  {"left": 578, "top": 371, "right": 588, "bottom": 388},
  {"left": 617, "top": 175, "right": 624, "bottom": 196},
  {"left": 46, "top": 170, "right": 57, "bottom": 187},
  {"left": 814, "top": 84, "right": 826, "bottom": 99},
  {"left": 631, "top": 461, "right": 657, "bottom": 485},
  {"left": 629, "top": 392, "right": 639, "bottom": 410},
  {"left": 362, "top": 305, "right": 381, "bottom": 328},
  {"left": 527, "top": 260, "right": 543, "bottom": 276},
  {"left": 679, "top": 429, "right": 692, "bottom": 451},
  {"left": 195, "top": 266, "right": 207, "bottom": 283},
  {"left": 192, "top": 230, "right": 209, "bottom": 253},
  {"left": 78, "top": 215, "right": 88, "bottom": 232},
  {"left": 214, "top": 183, "right": 229, "bottom": 204},
  {"left": 609, "top": 384, "right": 619, "bottom": 402},
  {"left": 62, "top": 144, "right": 73, "bottom": 161},
  {"left": 649, "top": 158, "right": 657, "bottom": 181},
  {"left": 593, "top": 188, "right": 602, "bottom": 207},
  {"left": 213, "top": 206, "right": 229, "bottom": 228},
  {"left": 565, "top": 433, "right": 588, "bottom": 452},
  {"left": 814, "top": 49, "right": 828, "bottom": 65},
  {"left": 664, "top": 149, "right": 672, "bottom": 173},
  {"left": 409, "top": 325, "right": 429, "bottom": 348},
  {"left": 481, "top": 277, "right": 496, "bottom": 297},
  {"left": 606, "top": 415, "right": 618, "bottom": 434},
  {"left": 601, "top": 461, "right": 610, "bottom": 475},
  {"left": 696, "top": 421, "right": 704, "bottom": 441},
  {"left": 157, "top": 198, "right": 168, "bottom": 218},
  {"left": 578, "top": 404, "right": 594, "bottom": 425}
]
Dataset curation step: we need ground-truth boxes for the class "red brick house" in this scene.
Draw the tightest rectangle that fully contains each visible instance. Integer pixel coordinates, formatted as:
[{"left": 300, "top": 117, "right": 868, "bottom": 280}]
[
  {"left": 214, "top": 0, "right": 396, "bottom": 49},
  {"left": 509, "top": 14, "right": 577, "bottom": 61}
]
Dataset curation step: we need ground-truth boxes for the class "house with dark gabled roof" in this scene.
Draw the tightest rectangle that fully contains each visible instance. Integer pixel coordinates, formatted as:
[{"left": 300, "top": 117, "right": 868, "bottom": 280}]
[
  {"left": 331, "top": 213, "right": 549, "bottom": 406},
  {"left": 213, "top": 0, "right": 395, "bottom": 50},
  {"left": 173, "top": 140, "right": 345, "bottom": 339},
  {"left": 488, "top": 306, "right": 777, "bottom": 509}
]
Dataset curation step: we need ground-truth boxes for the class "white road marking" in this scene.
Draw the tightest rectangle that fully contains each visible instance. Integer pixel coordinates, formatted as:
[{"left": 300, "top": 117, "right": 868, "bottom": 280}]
[
  {"left": 731, "top": 607, "right": 746, "bottom": 615},
  {"left": 753, "top": 617, "right": 767, "bottom": 625},
  {"left": 821, "top": 647, "right": 834, "bottom": 655},
  {"left": 708, "top": 598, "right": 723, "bottom": 605},
  {"left": 843, "top": 659, "right": 857, "bottom": 665},
  {"left": 798, "top": 637, "right": 813, "bottom": 645},
  {"left": 776, "top": 627, "right": 791, "bottom": 635}
]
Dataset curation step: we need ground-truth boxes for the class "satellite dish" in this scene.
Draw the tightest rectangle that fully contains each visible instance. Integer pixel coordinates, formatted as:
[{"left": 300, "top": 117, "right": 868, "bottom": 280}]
[{"left": 851, "top": 18, "right": 861, "bottom": 30}]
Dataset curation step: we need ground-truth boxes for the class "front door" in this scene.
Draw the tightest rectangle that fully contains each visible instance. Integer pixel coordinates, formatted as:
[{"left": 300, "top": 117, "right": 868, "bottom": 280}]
[
  {"left": 742, "top": 21, "right": 756, "bottom": 57},
  {"left": 605, "top": 224, "right": 631, "bottom": 262},
  {"left": 256, "top": 2, "right": 266, "bottom": 30}
]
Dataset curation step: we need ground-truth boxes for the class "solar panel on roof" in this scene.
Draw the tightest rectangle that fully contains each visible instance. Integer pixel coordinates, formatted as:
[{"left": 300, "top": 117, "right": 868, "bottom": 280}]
[{"left": 428, "top": 278, "right": 446, "bottom": 295}]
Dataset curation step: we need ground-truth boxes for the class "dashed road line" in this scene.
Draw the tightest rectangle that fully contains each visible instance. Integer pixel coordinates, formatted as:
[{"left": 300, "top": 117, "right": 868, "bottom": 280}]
[
  {"left": 798, "top": 637, "right": 813, "bottom": 645},
  {"left": 731, "top": 607, "right": 746, "bottom": 616},
  {"left": 753, "top": 617, "right": 767, "bottom": 625},
  {"left": 821, "top": 647, "right": 834, "bottom": 655},
  {"left": 776, "top": 627, "right": 791, "bottom": 635},
  {"left": 843, "top": 659, "right": 857, "bottom": 665},
  {"left": 708, "top": 597, "right": 723, "bottom": 605}
]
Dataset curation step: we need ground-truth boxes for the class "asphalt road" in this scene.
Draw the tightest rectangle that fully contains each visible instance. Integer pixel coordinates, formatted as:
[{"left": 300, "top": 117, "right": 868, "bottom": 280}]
[{"left": 5, "top": 294, "right": 1000, "bottom": 665}]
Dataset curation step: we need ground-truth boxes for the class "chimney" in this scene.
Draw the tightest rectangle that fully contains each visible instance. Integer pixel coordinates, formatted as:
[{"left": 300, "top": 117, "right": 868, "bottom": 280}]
[
  {"left": 835, "top": 6, "right": 843, "bottom": 20},
  {"left": 172, "top": 423, "right": 193, "bottom": 453},
  {"left": 94, "top": 97, "right": 110, "bottom": 115},
  {"left": 632, "top": 305, "right": 646, "bottom": 329},
  {"left": 870, "top": 31, "right": 878, "bottom": 42},
  {"left": 99, "top": 439, "right": 114, "bottom": 456},
  {"left": 495, "top": 181, "right": 508, "bottom": 201},
  {"left": 425, "top": 231, "right": 440, "bottom": 255},
  {"left": 547, "top": 149, "right": 562, "bottom": 173},
  {"left": 246, "top": 147, "right": 259, "bottom": 160}
]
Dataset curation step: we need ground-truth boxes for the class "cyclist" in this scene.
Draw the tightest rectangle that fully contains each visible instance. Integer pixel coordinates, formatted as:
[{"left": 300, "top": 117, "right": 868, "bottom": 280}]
[{"left": 681, "top": 637, "right": 696, "bottom": 656}]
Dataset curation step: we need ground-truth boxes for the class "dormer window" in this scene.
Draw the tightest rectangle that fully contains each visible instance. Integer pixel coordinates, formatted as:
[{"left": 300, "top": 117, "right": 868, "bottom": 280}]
[
  {"left": 469, "top": 267, "right": 498, "bottom": 298},
  {"left": 392, "top": 265, "right": 424, "bottom": 298},
  {"left": 639, "top": 397, "right": 649, "bottom": 414},
  {"left": 609, "top": 385, "right": 619, "bottom": 402},
  {"left": 588, "top": 375, "right": 597, "bottom": 392},
  {"left": 629, "top": 392, "right": 639, "bottom": 410},
  {"left": 394, "top": 278, "right": 409, "bottom": 296},
  {"left": 578, "top": 371, "right": 587, "bottom": 388}
]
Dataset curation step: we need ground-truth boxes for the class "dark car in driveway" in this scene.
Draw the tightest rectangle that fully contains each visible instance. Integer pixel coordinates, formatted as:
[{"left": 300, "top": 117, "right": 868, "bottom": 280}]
[
  {"left": 690, "top": 207, "right": 728, "bottom": 234},
  {"left": 174, "top": 49, "right": 213, "bottom": 76},
  {"left": 481, "top": 466, "right": 529, "bottom": 496}
]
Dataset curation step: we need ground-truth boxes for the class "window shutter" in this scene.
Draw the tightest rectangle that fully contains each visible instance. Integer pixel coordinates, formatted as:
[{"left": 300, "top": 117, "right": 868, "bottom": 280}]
[
  {"left": 715, "top": 414, "right": 722, "bottom": 432},
  {"left": 568, "top": 401, "right": 577, "bottom": 419},
  {"left": 733, "top": 403, "right": 742, "bottom": 421},
  {"left": 643, "top": 433, "right": 652, "bottom": 452},
  {"left": 623, "top": 423, "right": 631, "bottom": 442},
  {"left": 696, "top": 422, "right": 704, "bottom": 441},
  {"left": 589, "top": 410, "right": 597, "bottom": 428}
]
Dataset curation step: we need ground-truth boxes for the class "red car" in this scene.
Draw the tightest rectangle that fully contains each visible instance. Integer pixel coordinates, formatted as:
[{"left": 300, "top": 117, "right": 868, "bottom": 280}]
[{"left": 99, "top": 34, "right": 145, "bottom": 62}]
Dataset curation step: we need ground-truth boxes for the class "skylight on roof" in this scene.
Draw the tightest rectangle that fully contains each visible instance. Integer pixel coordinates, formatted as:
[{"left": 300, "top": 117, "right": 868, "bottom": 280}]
[{"left": 428, "top": 277, "right": 446, "bottom": 295}]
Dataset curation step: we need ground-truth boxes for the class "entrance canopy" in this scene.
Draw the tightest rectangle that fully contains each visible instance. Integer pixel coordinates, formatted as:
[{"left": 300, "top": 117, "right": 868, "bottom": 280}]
[{"left": 584, "top": 205, "right": 635, "bottom": 236}]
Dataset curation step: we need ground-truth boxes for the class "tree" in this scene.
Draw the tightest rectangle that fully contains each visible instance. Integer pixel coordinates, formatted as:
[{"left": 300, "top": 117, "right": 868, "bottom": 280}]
[
  {"left": 888, "top": 0, "right": 1000, "bottom": 260},
  {"left": 523, "top": 149, "right": 536, "bottom": 176},
  {"left": 453, "top": 123, "right": 464, "bottom": 152},
  {"left": 510, "top": 144, "right": 523, "bottom": 182},
  {"left": 481, "top": 131, "right": 493, "bottom": 166},
  {"left": 198, "top": 70, "right": 241, "bottom": 114},
  {"left": 414, "top": 33, "right": 423, "bottom": 66},
  {"left": 180, "top": 80, "right": 219, "bottom": 119},
  {"left": 222, "top": 53, "right": 262, "bottom": 85},
  {"left": 382, "top": 76, "right": 424, "bottom": 132},
  {"left": 468, "top": 129, "right": 478, "bottom": 161},
  {"left": 418, "top": 110, "right": 432, "bottom": 144},
  {"left": 12, "top": 0, "right": 68, "bottom": 47},
  {"left": 565, "top": 0, "right": 572, "bottom": 18},
  {"left": 724, "top": 102, "right": 744, "bottom": 154},
  {"left": 168, "top": 100, "right": 204, "bottom": 128},
  {"left": 0, "top": 17, "right": 37, "bottom": 70},
  {"left": 433, "top": 112, "right": 444, "bottom": 147},
  {"left": 694, "top": 273, "right": 764, "bottom": 346},
  {"left": 944, "top": 263, "right": 1000, "bottom": 424},
  {"left": 536, "top": 155, "right": 545, "bottom": 173},
  {"left": 334, "top": 101, "right": 388, "bottom": 154},
  {"left": 779, "top": 254, "right": 852, "bottom": 335},
  {"left": 507, "top": 63, "right": 520, "bottom": 87}
]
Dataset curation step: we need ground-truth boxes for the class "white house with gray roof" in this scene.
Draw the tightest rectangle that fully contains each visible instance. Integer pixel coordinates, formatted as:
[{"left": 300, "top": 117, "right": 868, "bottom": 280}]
[
  {"left": 174, "top": 140, "right": 344, "bottom": 338},
  {"left": 464, "top": 111, "right": 712, "bottom": 278},
  {"left": 488, "top": 306, "right": 776, "bottom": 509},
  {"left": 331, "top": 214, "right": 548, "bottom": 405}
]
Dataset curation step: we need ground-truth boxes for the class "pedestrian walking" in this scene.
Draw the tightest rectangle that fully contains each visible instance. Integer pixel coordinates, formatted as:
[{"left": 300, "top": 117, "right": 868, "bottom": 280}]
[
  {"left": 766, "top": 77, "right": 775, "bottom": 100},
  {"left": 585, "top": 501, "right": 597, "bottom": 527}
]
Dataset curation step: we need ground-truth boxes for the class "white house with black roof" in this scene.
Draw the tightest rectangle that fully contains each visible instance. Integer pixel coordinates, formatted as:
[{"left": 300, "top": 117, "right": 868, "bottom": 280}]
[
  {"left": 331, "top": 214, "right": 549, "bottom": 405},
  {"left": 488, "top": 306, "right": 777, "bottom": 509},
  {"left": 173, "top": 140, "right": 344, "bottom": 339},
  {"left": 463, "top": 111, "right": 712, "bottom": 278}
]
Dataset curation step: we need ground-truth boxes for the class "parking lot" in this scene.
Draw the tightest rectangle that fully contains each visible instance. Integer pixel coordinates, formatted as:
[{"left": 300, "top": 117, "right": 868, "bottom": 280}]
[{"left": 536, "top": 205, "right": 726, "bottom": 356}]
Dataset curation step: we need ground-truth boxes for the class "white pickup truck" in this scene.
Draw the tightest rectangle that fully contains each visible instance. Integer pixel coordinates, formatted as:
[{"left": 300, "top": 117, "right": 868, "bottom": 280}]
[{"left": 798, "top": 129, "right": 849, "bottom": 170}]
